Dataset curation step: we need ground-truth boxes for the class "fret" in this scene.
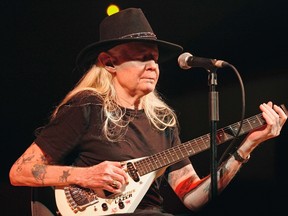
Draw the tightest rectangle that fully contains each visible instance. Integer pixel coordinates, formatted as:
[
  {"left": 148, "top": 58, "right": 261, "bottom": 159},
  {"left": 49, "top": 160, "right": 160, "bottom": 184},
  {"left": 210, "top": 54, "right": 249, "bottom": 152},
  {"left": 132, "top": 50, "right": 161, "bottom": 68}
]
[
  {"left": 150, "top": 155, "right": 158, "bottom": 170},
  {"left": 231, "top": 123, "right": 240, "bottom": 136},
  {"left": 200, "top": 135, "right": 210, "bottom": 151},
  {"left": 227, "top": 125, "right": 236, "bottom": 137},
  {"left": 135, "top": 159, "right": 148, "bottom": 176},
  {"left": 237, "top": 121, "right": 245, "bottom": 134},
  {"left": 177, "top": 144, "right": 186, "bottom": 158},
  {"left": 171, "top": 147, "right": 180, "bottom": 161},
  {"left": 161, "top": 152, "right": 170, "bottom": 165},
  {"left": 245, "top": 117, "right": 253, "bottom": 130},
  {"left": 216, "top": 128, "right": 228, "bottom": 143},
  {"left": 216, "top": 129, "right": 222, "bottom": 143},
  {"left": 203, "top": 135, "right": 210, "bottom": 149},
  {"left": 144, "top": 157, "right": 153, "bottom": 173},
  {"left": 185, "top": 141, "right": 195, "bottom": 155},
  {"left": 164, "top": 149, "right": 174, "bottom": 166},
  {"left": 156, "top": 153, "right": 166, "bottom": 166},
  {"left": 250, "top": 115, "right": 262, "bottom": 129},
  {"left": 240, "top": 119, "right": 250, "bottom": 134},
  {"left": 191, "top": 138, "right": 200, "bottom": 152},
  {"left": 181, "top": 143, "right": 191, "bottom": 157}
]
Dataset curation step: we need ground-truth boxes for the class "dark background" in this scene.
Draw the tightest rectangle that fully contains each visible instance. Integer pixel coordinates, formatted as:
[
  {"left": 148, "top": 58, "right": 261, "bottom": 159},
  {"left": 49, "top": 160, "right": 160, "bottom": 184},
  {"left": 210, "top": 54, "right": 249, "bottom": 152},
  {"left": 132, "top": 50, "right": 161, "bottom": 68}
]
[{"left": 1, "top": 0, "right": 288, "bottom": 215}]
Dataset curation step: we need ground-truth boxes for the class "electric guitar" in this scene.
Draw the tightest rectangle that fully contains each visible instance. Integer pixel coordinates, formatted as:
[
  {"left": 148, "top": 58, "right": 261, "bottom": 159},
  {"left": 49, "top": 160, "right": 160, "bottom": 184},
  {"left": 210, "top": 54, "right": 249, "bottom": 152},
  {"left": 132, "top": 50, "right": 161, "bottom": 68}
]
[{"left": 55, "top": 105, "right": 287, "bottom": 215}]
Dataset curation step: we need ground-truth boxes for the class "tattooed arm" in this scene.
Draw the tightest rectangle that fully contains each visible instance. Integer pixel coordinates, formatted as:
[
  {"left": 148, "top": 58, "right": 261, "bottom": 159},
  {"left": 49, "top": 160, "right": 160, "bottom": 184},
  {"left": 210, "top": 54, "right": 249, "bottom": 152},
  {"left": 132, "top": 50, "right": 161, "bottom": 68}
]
[
  {"left": 168, "top": 102, "right": 287, "bottom": 211},
  {"left": 168, "top": 155, "right": 242, "bottom": 211},
  {"left": 9, "top": 142, "right": 128, "bottom": 193}
]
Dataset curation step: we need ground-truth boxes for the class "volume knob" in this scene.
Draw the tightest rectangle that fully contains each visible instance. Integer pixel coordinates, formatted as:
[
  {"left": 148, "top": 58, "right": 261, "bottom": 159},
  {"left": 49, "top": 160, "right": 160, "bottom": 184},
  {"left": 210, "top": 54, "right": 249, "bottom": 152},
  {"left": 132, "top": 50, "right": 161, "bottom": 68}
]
[
  {"left": 118, "top": 201, "right": 125, "bottom": 209},
  {"left": 101, "top": 203, "right": 108, "bottom": 211}
]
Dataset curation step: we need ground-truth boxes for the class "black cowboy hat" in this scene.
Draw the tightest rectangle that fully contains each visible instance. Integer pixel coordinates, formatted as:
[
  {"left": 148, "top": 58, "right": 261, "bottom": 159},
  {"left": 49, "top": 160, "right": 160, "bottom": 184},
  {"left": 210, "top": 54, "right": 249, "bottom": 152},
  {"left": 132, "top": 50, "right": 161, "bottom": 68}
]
[{"left": 76, "top": 8, "right": 183, "bottom": 70}]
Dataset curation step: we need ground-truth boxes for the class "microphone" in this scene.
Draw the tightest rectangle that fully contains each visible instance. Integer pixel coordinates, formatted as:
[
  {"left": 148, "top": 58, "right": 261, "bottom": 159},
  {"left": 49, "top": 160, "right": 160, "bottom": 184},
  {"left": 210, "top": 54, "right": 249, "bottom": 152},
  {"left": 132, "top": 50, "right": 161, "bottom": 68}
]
[{"left": 178, "top": 52, "right": 228, "bottom": 70}]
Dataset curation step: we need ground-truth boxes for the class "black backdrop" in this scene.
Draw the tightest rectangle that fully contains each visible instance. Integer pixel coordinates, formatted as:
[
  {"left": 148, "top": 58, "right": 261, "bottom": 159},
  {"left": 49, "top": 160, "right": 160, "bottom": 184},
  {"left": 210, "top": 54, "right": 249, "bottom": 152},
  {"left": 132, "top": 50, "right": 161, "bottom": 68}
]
[{"left": 1, "top": 0, "right": 288, "bottom": 215}]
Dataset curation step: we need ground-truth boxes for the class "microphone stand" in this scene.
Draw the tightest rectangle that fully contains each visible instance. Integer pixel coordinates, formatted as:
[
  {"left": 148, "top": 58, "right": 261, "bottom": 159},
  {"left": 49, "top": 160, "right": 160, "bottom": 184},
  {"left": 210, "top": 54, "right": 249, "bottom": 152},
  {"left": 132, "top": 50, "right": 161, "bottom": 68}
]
[{"left": 207, "top": 67, "right": 219, "bottom": 202}]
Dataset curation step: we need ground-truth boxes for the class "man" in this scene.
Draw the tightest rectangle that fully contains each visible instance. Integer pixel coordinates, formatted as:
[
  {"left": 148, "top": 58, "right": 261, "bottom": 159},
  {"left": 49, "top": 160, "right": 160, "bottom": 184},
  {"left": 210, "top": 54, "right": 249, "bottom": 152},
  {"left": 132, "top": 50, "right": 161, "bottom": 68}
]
[{"left": 9, "top": 8, "right": 287, "bottom": 216}]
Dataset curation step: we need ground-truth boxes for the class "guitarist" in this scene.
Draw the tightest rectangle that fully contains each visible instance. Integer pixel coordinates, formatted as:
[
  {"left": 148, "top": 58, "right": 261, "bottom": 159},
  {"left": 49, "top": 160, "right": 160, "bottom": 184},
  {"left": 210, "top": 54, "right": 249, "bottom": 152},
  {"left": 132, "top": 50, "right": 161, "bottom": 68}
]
[{"left": 9, "top": 8, "right": 287, "bottom": 216}]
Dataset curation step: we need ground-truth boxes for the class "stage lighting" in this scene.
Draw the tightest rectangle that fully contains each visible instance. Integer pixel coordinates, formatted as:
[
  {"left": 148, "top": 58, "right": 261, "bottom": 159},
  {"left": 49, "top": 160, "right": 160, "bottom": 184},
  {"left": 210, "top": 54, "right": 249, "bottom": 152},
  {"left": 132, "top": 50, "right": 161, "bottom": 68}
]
[{"left": 107, "top": 4, "right": 120, "bottom": 16}]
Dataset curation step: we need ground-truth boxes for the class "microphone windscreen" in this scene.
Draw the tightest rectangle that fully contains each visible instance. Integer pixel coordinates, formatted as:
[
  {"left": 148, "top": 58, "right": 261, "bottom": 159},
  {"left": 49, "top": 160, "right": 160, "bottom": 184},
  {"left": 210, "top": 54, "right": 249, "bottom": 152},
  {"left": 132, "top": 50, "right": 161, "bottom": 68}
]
[{"left": 178, "top": 52, "right": 193, "bottom": 69}]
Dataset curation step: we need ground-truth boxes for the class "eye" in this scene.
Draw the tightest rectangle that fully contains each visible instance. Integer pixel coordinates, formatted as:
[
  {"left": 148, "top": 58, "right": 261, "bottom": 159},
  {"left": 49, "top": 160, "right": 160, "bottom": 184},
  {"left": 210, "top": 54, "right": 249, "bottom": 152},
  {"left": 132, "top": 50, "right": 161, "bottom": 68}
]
[{"left": 142, "top": 54, "right": 159, "bottom": 63}]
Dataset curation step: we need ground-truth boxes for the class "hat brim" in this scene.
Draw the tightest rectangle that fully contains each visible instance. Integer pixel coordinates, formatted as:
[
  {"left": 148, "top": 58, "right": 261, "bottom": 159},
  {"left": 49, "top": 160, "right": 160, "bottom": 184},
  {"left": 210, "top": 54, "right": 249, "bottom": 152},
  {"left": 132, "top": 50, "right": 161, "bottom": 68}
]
[{"left": 76, "top": 38, "right": 183, "bottom": 71}]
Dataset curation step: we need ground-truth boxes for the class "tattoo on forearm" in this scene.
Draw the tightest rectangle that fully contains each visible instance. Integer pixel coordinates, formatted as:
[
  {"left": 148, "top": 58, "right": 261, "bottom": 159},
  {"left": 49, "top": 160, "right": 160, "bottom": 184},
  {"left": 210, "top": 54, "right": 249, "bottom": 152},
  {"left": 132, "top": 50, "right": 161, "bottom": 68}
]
[
  {"left": 32, "top": 164, "right": 47, "bottom": 185},
  {"left": 40, "top": 155, "right": 49, "bottom": 164},
  {"left": 203, "top": 183, "right": 210, "bottom": 193},
  {"left": 16, "top": 154, "right": 35, "bottom": 172},
  {"left": 181, "top": 178, "right": 194, "bottom": 192},
  {"left": 59, "top": 170, "right": 71, "bottom": 183}
]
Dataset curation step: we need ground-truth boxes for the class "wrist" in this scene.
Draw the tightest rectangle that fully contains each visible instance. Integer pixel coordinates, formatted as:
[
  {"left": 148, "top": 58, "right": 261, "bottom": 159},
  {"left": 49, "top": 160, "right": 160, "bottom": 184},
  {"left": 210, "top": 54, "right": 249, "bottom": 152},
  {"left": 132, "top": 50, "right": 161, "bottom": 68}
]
[
  {"left": 71, "top": 167, "right": 85, "bottom": 186},
  {"left": 233, "top": 150, "right": 250, "bottom": 163}
]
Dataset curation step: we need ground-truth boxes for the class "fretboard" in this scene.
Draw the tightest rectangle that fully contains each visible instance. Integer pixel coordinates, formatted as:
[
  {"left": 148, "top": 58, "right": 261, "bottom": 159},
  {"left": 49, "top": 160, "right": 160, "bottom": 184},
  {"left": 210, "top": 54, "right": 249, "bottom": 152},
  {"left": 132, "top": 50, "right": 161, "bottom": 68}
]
[{"left": 134, "top": 113, "right": 266, "bottom": 176}]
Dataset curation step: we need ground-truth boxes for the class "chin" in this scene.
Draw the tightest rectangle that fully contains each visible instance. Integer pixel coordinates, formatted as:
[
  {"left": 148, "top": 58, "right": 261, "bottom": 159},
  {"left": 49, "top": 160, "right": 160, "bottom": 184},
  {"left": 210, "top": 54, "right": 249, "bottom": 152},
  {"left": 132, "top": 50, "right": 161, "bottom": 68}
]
[{"left": 142, "top": 87, "right": 155, "bottom": 95}]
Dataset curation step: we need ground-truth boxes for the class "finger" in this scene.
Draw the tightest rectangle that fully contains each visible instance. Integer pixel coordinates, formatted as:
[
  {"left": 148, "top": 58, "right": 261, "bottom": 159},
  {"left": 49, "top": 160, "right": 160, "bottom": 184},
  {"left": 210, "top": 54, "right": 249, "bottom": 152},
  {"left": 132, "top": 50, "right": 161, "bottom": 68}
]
[
  {"left": 110, "top": 161, "right": 124, "bottom": 168},
  {"left": 261, "top": 103, "right": 278, "bottom": 119},
  {"left": 274, "top": 104, "right": 288, "bottom": 126},
  {"left": 111, "top": 171, "right": 128, "bottom": 187},
  {"left": 110, "top": 179, "right": 119, "bottom": 189},
  {"left": 260, "top": 103, "right": 279, "bottom": 127},
  {"left": 107, "top": 179, "right": 123, "bottom": 193},
  {"left": 261, "top": 107, "right": 281, "bottom": 136},
  {"left": 112, "top": 162, "right": 129, "bottom": 184},
  {"left": 263, "top": 103, "right": 287, "bottom": 128}
]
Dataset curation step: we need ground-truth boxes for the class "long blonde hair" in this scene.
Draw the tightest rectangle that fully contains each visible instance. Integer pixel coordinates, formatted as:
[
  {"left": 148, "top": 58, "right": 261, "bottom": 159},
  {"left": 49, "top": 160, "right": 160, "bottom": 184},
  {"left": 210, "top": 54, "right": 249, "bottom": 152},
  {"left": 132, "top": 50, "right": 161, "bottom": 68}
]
[{"left": 52, "top": 64, "right": 177, "bottom": 141}]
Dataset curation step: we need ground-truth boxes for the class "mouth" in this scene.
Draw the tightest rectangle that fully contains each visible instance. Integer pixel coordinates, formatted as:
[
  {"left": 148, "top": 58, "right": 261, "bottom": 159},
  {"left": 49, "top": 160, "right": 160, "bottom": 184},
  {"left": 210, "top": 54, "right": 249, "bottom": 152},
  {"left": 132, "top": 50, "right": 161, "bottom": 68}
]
[{"left": 143, "top": 78, "right": 155, "bottom": 84}]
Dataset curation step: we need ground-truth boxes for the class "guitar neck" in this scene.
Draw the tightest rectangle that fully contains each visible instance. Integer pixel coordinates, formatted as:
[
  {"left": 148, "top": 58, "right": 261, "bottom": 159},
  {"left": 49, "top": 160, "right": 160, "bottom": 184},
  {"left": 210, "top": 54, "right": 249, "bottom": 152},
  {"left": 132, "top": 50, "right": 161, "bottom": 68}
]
[{"left": 134, "top": 113, "right": 266, "bottom": 176}]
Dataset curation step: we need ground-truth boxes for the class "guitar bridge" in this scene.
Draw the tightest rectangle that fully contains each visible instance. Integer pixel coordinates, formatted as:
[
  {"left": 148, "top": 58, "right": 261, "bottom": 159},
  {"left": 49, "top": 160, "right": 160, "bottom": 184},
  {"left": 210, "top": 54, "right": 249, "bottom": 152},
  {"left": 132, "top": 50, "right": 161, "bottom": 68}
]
[{"left": 64, "top": 185, "right": 98, "bottom": 212}]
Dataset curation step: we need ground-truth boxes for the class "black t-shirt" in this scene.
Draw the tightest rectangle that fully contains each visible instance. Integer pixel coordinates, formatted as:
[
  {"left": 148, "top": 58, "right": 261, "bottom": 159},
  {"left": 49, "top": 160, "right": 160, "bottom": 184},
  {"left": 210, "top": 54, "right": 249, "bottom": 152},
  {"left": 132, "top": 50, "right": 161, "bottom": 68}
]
[{"left": 35, "top": 90, "right": 191, "bottom": 210}]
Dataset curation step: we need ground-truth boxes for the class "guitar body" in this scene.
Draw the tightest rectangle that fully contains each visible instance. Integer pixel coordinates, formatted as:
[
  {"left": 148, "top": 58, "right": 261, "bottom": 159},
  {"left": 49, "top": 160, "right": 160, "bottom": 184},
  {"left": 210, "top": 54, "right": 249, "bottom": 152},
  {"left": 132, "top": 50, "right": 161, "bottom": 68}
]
[{"left": 55, "top": 158, "right": 166, "bottom": 216}]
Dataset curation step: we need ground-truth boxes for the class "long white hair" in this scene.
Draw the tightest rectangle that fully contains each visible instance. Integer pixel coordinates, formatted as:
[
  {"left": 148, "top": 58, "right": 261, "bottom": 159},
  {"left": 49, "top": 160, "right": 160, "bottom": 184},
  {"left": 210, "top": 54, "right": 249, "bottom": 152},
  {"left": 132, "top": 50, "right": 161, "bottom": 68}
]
[{"left": 52, "top": 64, "right": 177, "bottom": 141}]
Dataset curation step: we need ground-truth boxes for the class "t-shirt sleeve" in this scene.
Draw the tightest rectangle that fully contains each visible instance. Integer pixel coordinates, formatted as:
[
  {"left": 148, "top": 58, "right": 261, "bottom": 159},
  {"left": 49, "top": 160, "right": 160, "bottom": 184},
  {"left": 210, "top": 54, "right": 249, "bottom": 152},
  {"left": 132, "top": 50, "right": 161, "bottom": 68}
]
[{"left": 34, "top": 92, "right": 101, "bottom": 164}]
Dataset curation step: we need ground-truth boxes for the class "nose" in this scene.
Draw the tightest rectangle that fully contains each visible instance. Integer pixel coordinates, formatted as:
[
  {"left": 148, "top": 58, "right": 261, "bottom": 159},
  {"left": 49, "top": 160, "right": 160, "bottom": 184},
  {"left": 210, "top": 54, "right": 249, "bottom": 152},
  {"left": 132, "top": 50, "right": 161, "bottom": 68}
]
[{"left": 145, "top": 59, "right": 158, "bottom": 71}]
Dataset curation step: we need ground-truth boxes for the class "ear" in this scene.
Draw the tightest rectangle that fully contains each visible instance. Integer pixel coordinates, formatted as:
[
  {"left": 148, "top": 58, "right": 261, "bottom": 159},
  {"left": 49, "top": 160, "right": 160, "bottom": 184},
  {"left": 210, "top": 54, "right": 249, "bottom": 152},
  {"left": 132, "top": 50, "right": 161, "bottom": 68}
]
[{"left": 98, "top": 52, "right": 116, "bottom": 72}]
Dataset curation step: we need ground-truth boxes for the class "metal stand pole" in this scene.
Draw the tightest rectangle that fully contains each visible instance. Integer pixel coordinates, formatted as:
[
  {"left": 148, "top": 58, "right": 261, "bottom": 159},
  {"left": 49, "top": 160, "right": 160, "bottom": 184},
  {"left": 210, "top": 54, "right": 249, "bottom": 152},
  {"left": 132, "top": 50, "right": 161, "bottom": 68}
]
[{"left": 208, "top": 69, "right": 219, "bottom": 200}]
